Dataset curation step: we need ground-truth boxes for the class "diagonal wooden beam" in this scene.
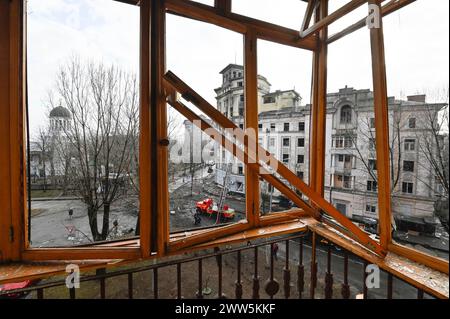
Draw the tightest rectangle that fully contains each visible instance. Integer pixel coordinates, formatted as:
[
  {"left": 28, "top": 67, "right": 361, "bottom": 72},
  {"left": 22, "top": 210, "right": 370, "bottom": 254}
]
[
  {"left": 165, "top": 0, "right": 318, "bottom": 51},
  {"left": 300, "top": 0, "right": 319, "bottom": 34},
  {"left": 165, "top": 95, "right": 315, "bottom": 216},
  {"left": 327, "top": 0, "right": 416, "bottom": 44},
  {"left": 164, "top": 71, "right": 386, "bottom": 257},
  {"left": 300, "top": 0, "right": 368, "bottom": 38}
]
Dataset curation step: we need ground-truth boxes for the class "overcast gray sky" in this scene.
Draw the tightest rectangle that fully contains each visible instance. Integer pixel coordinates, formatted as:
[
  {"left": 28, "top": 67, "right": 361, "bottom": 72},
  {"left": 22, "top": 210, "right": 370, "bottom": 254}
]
[{"left": 27, "top": 0, "right": 449, "bottom": 135}]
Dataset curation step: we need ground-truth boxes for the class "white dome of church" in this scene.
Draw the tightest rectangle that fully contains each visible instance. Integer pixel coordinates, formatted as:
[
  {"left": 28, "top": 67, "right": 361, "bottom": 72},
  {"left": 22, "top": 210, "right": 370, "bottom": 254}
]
[
  {"left": 49, "top": 106, "right": 71, "bottom": 118},
  {"left": 49, "top": 105, "right": 71, "bottom": 132}
]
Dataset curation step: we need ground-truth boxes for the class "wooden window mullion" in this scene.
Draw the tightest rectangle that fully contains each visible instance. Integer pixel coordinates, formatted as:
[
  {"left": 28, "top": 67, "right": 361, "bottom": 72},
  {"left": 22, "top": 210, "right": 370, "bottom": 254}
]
[
  {"left": 369, "top": 0, "right": 391, "bottom": 251},
  {"left": 139, "top": 0, "right": 152, "bottom": 258},
  {"left": 244, "top": 28, "right": 260, "bottom": 228}
]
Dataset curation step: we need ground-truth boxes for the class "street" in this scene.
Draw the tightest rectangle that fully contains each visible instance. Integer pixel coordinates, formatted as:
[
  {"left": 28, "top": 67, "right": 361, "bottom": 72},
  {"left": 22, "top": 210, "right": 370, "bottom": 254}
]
[{"left": 276, "top": 238, "right": 425, "bottom": 299}]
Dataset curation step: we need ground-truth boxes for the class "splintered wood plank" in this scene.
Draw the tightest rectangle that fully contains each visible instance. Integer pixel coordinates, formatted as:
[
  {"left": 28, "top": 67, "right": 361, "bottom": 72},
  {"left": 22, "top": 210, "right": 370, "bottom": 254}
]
[{"left": 383, "top": 253, "right": 449, "bottom": 299}]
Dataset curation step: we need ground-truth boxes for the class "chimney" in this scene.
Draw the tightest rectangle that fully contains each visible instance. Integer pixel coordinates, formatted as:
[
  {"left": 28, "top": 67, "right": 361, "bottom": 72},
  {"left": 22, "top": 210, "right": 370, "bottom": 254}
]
[{"left": 407, "top": 94, "right": 426, "bottom": 103}]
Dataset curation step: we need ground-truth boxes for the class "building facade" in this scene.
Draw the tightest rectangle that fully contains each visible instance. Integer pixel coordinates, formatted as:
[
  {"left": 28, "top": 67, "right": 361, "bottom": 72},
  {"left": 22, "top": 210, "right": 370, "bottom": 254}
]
[{"left": 212, "top": 64, "right": 446, "bottom": 224}]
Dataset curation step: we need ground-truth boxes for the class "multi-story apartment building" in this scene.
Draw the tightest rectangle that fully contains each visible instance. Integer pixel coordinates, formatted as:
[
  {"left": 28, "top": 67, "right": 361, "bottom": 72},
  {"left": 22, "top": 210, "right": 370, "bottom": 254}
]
[{"left": 211, "top": 64, "right": 446, "bottom": 226}]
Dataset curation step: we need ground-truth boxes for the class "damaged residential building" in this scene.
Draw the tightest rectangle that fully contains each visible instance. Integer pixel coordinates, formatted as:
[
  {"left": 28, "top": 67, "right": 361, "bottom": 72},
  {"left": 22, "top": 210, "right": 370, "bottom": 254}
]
[{"left": 213, "top": 64, "right": 446, "bottom": 232}]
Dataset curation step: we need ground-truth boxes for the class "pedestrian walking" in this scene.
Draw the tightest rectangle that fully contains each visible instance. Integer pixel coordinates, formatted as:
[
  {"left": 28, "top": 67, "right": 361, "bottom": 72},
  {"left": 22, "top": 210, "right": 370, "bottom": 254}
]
[{"left": 272, "top": 243, "right": 279, "bottom": 261}]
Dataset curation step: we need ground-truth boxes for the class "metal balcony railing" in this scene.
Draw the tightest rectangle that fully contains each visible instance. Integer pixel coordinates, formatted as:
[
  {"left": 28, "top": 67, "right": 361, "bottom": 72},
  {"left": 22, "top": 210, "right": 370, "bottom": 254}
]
[{"left": 0, "top": 232, "right": 434, "bottom": 299}]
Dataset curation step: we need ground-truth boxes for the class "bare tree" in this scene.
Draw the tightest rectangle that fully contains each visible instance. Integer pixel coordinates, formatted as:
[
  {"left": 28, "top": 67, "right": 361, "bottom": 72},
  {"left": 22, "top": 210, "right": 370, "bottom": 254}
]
[
  {"left": 415, "top": 89, "right": 449, "bottom": 231},
  {"left": 344, "top": 111, "right": 402, "bottom": 194},
  {"left": 416, "top": 90, "right": 449, "bottom": 199},
  {"left": 50, "top": 57, "right": 139, "bottom": 242},
  {"left": 348, "top": 92, "right": 449, "bottom": 233}
]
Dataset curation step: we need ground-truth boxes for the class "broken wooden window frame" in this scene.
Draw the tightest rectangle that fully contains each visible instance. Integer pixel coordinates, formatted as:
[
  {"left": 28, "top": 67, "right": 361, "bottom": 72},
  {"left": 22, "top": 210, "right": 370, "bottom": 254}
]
[{"left": 0, "top": 0, "right": 447, "bottom": 275}]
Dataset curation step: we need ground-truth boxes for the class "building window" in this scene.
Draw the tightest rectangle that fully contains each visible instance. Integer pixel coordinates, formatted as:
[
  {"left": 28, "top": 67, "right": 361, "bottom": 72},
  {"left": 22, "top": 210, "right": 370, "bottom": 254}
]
[
  {"left": 403, "top": 160, "right": 415, "bottom": 172},
  {"left": 340, "top": 105, "right": 352, "bottom": 124},
  {"left": 369, "top": 138, "right": 376, "bottom": 150},
  {"left": 238, "top": 81, "right": 243, "bottom": 87},
  {"left": 282, "top": 138, "right": 290, "bottom": 147},
  {"left": 283, "top": 123, "right": 290, "bottom": 132},
  {"left": 335, "top": 175, "right": 352, "bottom": 189},
  {"left": 238, "top": 166, "right": 243, "bottom": 175},
  {"left": 335, "top": 136, "right": 343, "bottom": 148},
  {"left": 239, "top": 108, "right": 244, "bottom": 116},
  {"left": 297, "top": 138, "right": 305, "bottom": 147},
  {"left": 367, "top": 180, "right": 378, "bottom": 192},
  {"left": 270, "top": 123, "right": 276, "bottom": 132},
  {"left": 344, "top": 137, "right": 353, "bottom": 148},
  {"left": 402, "top": 182, "right": 414, "bottom": 194},
  {"left": 334, "top": 136, "right": 353, "bottom": 148},
  {"left": 338, "top": 155, "right": 353, "bottom": 169},
  {"left": 336, "top": 203, "right": 347, "bottom": 215},
  {"left": 298, "top": 122, "right": 305, "bottom": 132},
  {"left": 368, "top": 159, "right": 377, "bottom": 171},
  {"left": 404, "top": 139, "right": 415, "bottom": 151},
  {"left": 370, "top": 118, "right": 375, "bottom": 129},
  {"left": 264, "top": 96, "right": 275, "bottom": 104},
  {"left": 435, "top": 176, "right": 444, "bottom": 194},
  {"left": 365, "top": 205, "right": 377, "bottom": 214},
  {"left": 269, "top": 138, "right": 275, "bottom": 147},
  {"left": 408, "top": 118, "right": 416, "bottom": 129},
  {"left": 343, "top": 176, "right": 352, "bottom": 189},
  {"left": 297, "top": 171, "right": 304, "bottom": 179},
  {"left": 240, "top": 94, "right": 244, "bottom": 102},
  {"left": 258, "top": 123, "right": 263, "bottom": 131},
  {"left": 282, "top": 154, "right": 289, "bottom": 164},
  {"left": 297, "top": 155, "right": 304, "bottom": 164},
  {"left": 239, "top": 123, "right": 244, "bottom": 129}
]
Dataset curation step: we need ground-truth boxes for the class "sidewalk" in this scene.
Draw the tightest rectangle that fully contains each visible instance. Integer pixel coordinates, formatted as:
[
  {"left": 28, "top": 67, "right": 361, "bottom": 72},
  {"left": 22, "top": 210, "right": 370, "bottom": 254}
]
[{"left": 31, "top": 196, "right": 80, "bottom": 202}]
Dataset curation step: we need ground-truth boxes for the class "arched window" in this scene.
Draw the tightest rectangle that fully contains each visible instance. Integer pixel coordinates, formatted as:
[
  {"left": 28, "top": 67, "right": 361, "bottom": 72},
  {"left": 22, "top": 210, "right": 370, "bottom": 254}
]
[{"left": 340, "top": 105, "right": 352, "bottom": 124}]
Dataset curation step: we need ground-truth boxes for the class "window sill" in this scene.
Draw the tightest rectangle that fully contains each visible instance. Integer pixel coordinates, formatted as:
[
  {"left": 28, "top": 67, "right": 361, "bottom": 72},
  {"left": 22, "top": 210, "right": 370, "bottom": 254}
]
[
  {"left": 309, "top": 222, "right": 449, "bottom": 299},
  {"left": 0, "top": 218, "right": 311, "bottom": 285}
]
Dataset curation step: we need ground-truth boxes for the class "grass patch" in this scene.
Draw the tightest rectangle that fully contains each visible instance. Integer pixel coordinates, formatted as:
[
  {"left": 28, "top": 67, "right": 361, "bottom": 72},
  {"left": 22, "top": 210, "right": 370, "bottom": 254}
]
[{"left": 30, "top": 190, "right": 63, "bottom": 198}]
